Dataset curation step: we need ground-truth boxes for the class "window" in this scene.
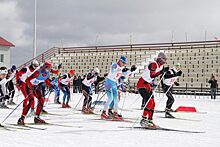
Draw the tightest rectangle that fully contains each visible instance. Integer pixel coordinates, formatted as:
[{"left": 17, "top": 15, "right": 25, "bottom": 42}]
[{"left": 0, "top": 54, "right": 3, "bottom": 62}]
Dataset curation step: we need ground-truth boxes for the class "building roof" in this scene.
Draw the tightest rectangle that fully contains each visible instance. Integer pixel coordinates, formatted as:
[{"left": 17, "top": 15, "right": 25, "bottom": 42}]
[{"left": 0, "top": 36, "right": 15, "bottom": 47}]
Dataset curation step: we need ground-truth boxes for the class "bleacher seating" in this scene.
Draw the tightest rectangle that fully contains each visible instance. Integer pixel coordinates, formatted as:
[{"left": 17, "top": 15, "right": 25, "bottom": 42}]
[{"left": 18, "top": 40, "right": 220, "bottom": 91}]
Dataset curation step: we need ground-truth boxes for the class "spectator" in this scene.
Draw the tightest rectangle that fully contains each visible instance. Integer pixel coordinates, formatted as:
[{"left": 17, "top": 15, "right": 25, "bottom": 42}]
[{"left": 208, "top": 74, "right": 218, "bottom": 99}]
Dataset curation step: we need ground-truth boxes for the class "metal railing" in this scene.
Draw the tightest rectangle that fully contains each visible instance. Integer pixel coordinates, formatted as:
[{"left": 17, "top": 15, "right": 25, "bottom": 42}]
[
  {"left": 18, "top": 47, "right": 59, "bottom": 70},
  {"left": 58, "top": 40, "right": 220, "bottom": 53}
]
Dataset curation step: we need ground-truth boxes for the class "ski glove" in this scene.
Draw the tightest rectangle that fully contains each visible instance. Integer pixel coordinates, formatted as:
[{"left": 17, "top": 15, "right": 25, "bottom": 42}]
[
  {"left": 130, "top": 65, "right": 137, "bottom": 72},
  {"left": 122, "top": 67, "right": 129, "bottom": 72},
  {"left": 4, "top": 95, "right": 10, "bottom": 100},
  {"left": 174, "top": 82, "right": 180, "bottom": 86},
  {"left": 176, "top": 71, "right": 182, "bottom": 76},
  {"left": 160, "top": 67, "right": 169, "bottom": 74},
  {"left": 58, "top": 63, "right": 62, "bottom": 69}
]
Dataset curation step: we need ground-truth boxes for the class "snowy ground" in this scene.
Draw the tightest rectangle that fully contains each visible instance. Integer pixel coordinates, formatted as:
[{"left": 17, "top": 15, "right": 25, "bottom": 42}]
[{"left": 1, "top": 90, "right": 220, "bottom": 147}]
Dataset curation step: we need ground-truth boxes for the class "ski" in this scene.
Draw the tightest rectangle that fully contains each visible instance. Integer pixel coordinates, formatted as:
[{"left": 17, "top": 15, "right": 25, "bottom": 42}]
[
  {"left": 7, "top": 123, "right": 47, "bottom": 130},
  {"left": 0, "top": 124, "right": 16, "bottom": 131},
  {"left": 41, "top": 112, "right": 65, "bottom": 116},
  {"left": 119, "top": 126, "right": 205, "bottom": 133},
  {"left": 75, "top": 109, "right": 100, "bottom": 116},
  {"left": 25, "top": 122, "right": 78, "bottom": 128},
  {"left": 118, "top": 107, "right": 133, "bottom": 112},
  {"left": 154, "top": 110, "right": 207, "bottom": 114},
  {"left": 91, "top": 118, "right": 134, "bottom": 123},
  {"left": 157, "top": 116, "right": 201, "bottom": 122}
]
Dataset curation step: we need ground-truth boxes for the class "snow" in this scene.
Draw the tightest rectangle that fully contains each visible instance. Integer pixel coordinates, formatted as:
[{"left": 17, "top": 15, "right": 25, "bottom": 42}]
[{"left": 1, "top": 91, "right": 220, "bottom": 147}]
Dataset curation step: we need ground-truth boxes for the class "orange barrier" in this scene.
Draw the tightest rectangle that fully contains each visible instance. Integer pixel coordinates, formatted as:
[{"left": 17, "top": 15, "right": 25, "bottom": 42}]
[{"left": 175, "top": 106, "right": 197, "bottom": 112}]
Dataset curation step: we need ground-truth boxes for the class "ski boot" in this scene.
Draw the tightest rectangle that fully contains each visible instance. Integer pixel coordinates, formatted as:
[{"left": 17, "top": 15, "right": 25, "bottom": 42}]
[
  {"left": 140, "top": 116, "right": 157, "bottom": 128},
  {"left": 62, "top": 103, "right": 67, "bottom": 108},
  {"left": 17, "top": 116, "right": 25, "bottom": 125},
  {"left": 87, "top": 107, "right": 94, "bottom": 114},
  {"left": 0, "top": 103, "right": 9, "bottom": 109},
  {"left": 101, "top": 110, "right": 110, "bottom": 119},
  {"left": 109, "top": 109, "right": 122, "bottom": 119},
  {"left": 8, "top": 100, "right": 16, "bottom": 105},
  {"left": 82, "top": 106, "right": 88, "bottom": 114},
  {"left": 117, "top": 113, "right": 123, "bottom": 118},
  {"left": 65, "top": 103, "right": 71, "bottom": 108},
  {"left": 165, "top": 108, "right": 175, "bottom": 112},
  {"left": 34, "top": 116, "right": 46, "bottom": 124},
  {"left": 108, "top": 109, "right": 114, "bottom": 118},
  {"left": 165, "top": 112, "right": 175, "bottom": 118},
  {"left": 42, "top": 109, "right": 48, "bottom": 114},
  {"left": 112, "top": 112, "right": 123, "bottom": 121},
  {"left": 55, "top": 99, "right": 61, "bottom": 104}
]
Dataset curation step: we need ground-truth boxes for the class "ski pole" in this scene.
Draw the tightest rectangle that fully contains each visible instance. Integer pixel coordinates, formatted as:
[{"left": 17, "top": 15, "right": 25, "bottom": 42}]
[
  {"left": 120, "top": 91, "right": 126, "bottom": 115},
  {"left": 155, "top": 75, "right": 180, "bottom": 110},
  {"left": 128, "top": 94, "right": 142, "bottom": 109},
  {"left": 91, "top": 90, "right": 108, "bottom": 110},
  {"left": 73, "top": 94, "right": 84, "bottom": 110},
  {"left": 0, "top": 91, "right": 32, "bottom": 125},
  {"left": 88, "top": 86, "right": 105, "bottom": 108},
  {"left": 90, "top": 91, "right": 101, "bottom": 107},
  {"left": 131, "top": 72, "right": 166, "bottom": 128},
  {"left": 155, "top": 83, "right": 174, "bottom": 109},
  {"left": 15, "top": 90, "right": 21, "bottom": 104},
  {"left": 44, "top": 89, "right": 53, "bottom": 107},
  {"left": 0, "top": 99, "right": 24, "bottom": 125}
]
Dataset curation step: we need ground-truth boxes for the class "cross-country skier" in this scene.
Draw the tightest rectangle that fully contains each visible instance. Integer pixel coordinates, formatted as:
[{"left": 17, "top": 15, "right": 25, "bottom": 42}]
[
  {"left": 39, "top": 63, "right": 62, "bottom": 113},
  {"left": 59, "top": 69, "right": 75, "bottom": 108},
  {"left": 137, "top": 52, "right": 169, "bottom": 128},
  {"left": 0, "top": 66, "right": 16, "bottom": 108},
  {"left": 16, "top": 60, "right": 39, "bottom": 113},
  {"left": 51, "top": 76, "right": 61, "bottom": 104},
  {"left": 6, "top": 65, "right": 17, "bottom": 105},
  {"left": 108, "top": 76, "right": 127, "bottom": 118},
  {"left": 81, "top": 67, "right": 106, "bottom": 114},
  {"left": 161, "top": 63, "right": 182, "bottom": 118},
  {"left": 101, "top": 56, "right": 136, "bottom": 120},
  {"left": 17, "top": 60, "right": 54, "bottom": 125},
  {"left": 0, "top": 67, "right": 9, "bottom": 108}
]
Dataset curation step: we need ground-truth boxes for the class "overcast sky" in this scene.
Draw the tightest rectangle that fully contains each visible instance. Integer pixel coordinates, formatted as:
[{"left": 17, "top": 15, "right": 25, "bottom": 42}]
[{"left": 0, "top": 0, "right": 220, "bottom": 65}]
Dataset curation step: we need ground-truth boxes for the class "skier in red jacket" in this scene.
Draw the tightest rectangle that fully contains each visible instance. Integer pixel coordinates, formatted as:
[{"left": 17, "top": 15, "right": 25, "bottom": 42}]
[{"left": 17, "top": 60, "right": 54, "bottom": 125}]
